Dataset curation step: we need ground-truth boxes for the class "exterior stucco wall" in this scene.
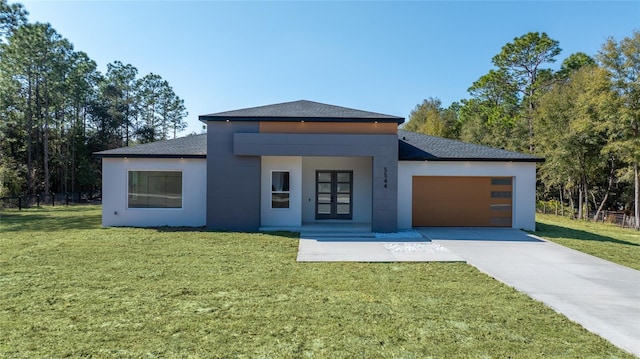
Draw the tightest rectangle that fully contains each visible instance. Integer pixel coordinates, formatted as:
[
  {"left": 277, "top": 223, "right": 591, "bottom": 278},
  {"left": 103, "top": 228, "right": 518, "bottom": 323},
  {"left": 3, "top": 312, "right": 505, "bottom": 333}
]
[
  {"left": 207, "top": 121, "right": 261, "bottom": 231},
  {"left": 301, "top": 156, "right": 373, "bottom": 224},
  {"left": 101, "top": 157, "right": 206, "bottom": 227},
  {"left": 261, "top": 156, "right": 303, "bottom": 227},
  {"left": 398, "top": 161, "right": 537, "bottom": 231}
]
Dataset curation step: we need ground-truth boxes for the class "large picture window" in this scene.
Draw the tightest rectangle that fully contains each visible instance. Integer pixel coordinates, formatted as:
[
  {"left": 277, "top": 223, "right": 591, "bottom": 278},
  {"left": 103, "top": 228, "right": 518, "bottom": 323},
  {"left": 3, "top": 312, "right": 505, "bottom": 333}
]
[
  {"left": 128, "top": 171, "right": 182, "bottom": 208},
  {"left": 271, "top": 171, "right": 290, "bottom": 209}
]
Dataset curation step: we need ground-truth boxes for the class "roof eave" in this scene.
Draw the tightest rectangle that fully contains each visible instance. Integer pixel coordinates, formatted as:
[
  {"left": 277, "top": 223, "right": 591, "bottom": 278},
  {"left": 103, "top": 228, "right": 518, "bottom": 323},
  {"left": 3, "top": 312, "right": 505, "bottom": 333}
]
[
  {"left": 93, "top": 153, "right": 206, "bottom": 159},
  {"left": 399, "top": 157, "right": 545, "bottom": 163},
  {"left": 199, "top": 115, "right": 404, "bottom": 124}
]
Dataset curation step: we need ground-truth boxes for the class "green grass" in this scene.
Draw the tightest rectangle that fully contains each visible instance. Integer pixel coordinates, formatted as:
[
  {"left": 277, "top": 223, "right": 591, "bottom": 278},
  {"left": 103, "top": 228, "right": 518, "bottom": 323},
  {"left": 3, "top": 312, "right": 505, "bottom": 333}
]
[
  {"left": 0, "top": 206, "right": 633, "bottom": 358},
  {"left": 536, "top": 214, "right": 640, "bottom": 270}
]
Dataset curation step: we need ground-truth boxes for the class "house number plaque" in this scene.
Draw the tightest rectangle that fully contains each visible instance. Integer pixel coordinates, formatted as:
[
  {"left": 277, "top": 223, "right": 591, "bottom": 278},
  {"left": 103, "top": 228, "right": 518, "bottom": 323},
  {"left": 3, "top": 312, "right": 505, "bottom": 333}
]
[{"left": 384, "top": 167, "right": 388, "bottom": 188}]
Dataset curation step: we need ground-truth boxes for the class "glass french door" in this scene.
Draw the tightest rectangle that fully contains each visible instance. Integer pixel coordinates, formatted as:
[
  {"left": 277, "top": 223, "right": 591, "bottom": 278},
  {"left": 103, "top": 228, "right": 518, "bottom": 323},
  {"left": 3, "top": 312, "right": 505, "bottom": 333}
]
[{"left": 316, "top": 170, "right": 353, "bottom": 220}]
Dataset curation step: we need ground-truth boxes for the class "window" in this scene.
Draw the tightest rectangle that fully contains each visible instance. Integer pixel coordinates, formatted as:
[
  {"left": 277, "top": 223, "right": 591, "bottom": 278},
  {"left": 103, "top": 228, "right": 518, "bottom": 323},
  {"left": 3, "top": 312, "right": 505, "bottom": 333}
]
[
  {"left": 490, "top": 204, "right": 512, "bottom": 211},
  {"left": 491, "top": 191, "right": 512, "bottom": 198},
  {"left": 128, "top": 171, "right": 182, "bottom": 208},
  {"left": 271, "top": 171, "right": 290, "bottom": 209},
  {"left": 491, "top": 178, "right": 512, "bottom": 186}
]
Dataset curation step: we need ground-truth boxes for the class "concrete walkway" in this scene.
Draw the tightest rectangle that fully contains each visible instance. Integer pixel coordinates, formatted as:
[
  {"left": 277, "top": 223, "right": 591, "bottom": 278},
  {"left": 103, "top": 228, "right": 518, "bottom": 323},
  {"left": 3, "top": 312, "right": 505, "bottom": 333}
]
[
  {"left": 418, "top": 227, "right": 640, "bottom": 357},
  {"left": 296, "top": 230, "right": 464, "bottom": 262}
]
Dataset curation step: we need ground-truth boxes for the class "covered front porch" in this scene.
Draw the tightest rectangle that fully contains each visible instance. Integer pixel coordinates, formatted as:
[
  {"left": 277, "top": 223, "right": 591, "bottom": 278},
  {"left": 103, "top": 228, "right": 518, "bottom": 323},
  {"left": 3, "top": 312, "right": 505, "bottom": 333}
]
[
  {"left": 260, "top": 156, "right": 374, "bottom": 231},
  {"left": 208, "top": 127, "right": 399, "bottom": 232}
]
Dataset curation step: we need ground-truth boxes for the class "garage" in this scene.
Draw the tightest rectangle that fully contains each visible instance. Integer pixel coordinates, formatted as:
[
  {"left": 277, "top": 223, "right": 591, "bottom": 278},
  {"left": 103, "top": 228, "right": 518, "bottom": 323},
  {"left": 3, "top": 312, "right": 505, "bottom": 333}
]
[{"left": 412, "top": 176, "right": 512, "bottom": 227}]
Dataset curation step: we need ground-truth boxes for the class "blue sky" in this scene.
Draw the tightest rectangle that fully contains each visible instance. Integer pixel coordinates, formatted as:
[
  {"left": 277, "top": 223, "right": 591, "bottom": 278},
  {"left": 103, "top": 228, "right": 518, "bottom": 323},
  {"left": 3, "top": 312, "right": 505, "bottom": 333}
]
[{"left": 20, "top": 1, "right": 640, "bottom": 136}]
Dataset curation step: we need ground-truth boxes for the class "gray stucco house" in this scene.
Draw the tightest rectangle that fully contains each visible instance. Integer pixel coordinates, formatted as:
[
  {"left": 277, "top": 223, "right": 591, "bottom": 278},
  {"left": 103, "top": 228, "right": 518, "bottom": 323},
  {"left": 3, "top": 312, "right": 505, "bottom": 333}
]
[{"left": 95, "top": 100, "right": 542, "bottom": 232}]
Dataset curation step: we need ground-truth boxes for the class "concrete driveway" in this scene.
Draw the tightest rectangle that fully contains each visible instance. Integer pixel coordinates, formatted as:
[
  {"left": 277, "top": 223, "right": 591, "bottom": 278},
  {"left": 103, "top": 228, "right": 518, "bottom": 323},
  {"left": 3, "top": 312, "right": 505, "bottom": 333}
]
[{"left": 418, "top": 227, "right": 640, "bottom": 357}]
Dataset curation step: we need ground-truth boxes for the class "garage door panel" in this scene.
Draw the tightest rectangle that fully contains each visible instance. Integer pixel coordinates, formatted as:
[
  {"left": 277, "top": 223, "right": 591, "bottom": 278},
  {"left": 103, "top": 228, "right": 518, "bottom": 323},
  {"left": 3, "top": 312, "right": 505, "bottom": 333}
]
[
  {"left": 490, "top": 217, "right": 512, "bottom": 226},
  {"left": 424, "top": 191, "right": 488, "bottom": 202},
  {"left": 418, "top": 202, "right": 491, "bottom": 226},
  {"left": 490, "top": 198, "right": 512, "bottom": 204},
  {"left": 412, "top": 176, "right": 512, "bottom": 227},
  {"left": 421, "top": 207, "right": 492, "bottom": 226},
  {"left": 414, "top": 179, "right": 489, "bottom": 202},
  {"left": 421, "top": 200, "right": 490, "bottom": 214}
]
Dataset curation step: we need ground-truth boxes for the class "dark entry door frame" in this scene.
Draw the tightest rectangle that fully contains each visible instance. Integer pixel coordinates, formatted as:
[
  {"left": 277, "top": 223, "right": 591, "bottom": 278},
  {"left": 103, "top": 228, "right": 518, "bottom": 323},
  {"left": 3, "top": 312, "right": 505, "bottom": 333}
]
[{"left": 315, "top": 170, "right": 353, "bottom": 220}]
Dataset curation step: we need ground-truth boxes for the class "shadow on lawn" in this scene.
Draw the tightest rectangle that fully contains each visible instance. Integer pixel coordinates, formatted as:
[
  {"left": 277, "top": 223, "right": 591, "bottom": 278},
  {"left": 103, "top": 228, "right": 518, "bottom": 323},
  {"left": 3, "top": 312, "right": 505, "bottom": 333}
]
[
  {"left": 0, "top": 210, "right": 102, "bottom": 232},
  {"left": 536, "top": 222, "right": 639, "bottom": 247},
  {"left": 153, "top": 226, "right": 299, "bottom": 239}
]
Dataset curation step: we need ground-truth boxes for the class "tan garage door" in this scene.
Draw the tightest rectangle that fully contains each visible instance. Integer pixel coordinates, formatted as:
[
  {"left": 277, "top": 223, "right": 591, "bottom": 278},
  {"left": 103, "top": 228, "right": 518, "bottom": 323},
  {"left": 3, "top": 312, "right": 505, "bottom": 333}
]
[{"left": 412, "top": 176, "right": 512, "bottom": 227}]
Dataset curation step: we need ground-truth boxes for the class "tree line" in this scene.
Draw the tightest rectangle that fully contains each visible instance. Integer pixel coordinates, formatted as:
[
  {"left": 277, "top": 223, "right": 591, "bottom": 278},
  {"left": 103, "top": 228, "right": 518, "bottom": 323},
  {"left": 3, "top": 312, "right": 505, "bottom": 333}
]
[
  {"left": 0, "top": 1, "right": 636, "bottom": 229},
  {"left": 0, "top": 1, "right": 188, "bottom": 198},
  {"left": 404, "top": 31, "right": 639, "bottom": 229}
]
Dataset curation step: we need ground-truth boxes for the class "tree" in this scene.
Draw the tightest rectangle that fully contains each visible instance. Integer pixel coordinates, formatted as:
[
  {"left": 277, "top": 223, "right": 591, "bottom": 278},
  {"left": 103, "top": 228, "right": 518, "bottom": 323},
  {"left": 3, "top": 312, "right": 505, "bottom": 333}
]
[
  {"left": 404, "top": 97, "right": 459, "bottom": 139},
  {"left": 557, "top": 52, "right": 596, "bottom": 79},
  {"left": 458, "top": 69, "right": 525, "bottom": 151},
  {"left": 405, "top": 98, "right": 441, "bottom": 136},
  {"left": 63, "top": 50, "right": 100, "bottom": 193},
  {"left": 161, "top": 89, "right": 188, "bottom": 139},
  {"left": 440, "top": 102, "right": 461, "bottom": 139},
  {"left": 136, "top": 73, "right": 166, "bottom": 143},
  {"left": 0, "top": 157, "right": 24, "bottom": 197},
  {"left": 135, "top": 72, "right": 187, "bottom": 142},
  {"left": 104, "top": 61, "right": 138, "bottom": 146},
  {"left": 0, "top": 2, "right": 190, "bottom": 198},
  {"left": 0, "top": 0, "right": 27, "bottom": 41},
  {"left": 597, "top": 30, "right": 640, "bottom": 229},
  {"left": 0, "top": 22, "right": 73, "bottom": 195},
  {"left": 536, "top": 66, "right": 617, "bottom": 219},
  {"left": 458, "top": 97, "right": 527, "bottom": 152},
  {"left": 492, "top": 32, "right": 561, "bottom": 152}
]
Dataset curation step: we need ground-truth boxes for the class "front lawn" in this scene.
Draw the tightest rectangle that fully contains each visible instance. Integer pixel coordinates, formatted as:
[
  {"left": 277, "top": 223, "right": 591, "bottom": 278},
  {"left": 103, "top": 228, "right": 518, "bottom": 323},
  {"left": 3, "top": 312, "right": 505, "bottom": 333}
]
[
  {"left": 0, "top": 206, "right": 633, "bottom": 358},
  {"left": 536, "top": 214, "right": 640, "bottom": 270}
]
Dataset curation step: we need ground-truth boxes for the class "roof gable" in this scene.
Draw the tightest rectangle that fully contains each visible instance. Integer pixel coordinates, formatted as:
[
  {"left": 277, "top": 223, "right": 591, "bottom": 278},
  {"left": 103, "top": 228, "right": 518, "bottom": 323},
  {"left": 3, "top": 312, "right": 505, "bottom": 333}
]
[
  {"left": 398, "top": 130, "right": 543, "bottom": 162},
  {"left": 199, "top": 100, "right": 404, "bottom": 124}
]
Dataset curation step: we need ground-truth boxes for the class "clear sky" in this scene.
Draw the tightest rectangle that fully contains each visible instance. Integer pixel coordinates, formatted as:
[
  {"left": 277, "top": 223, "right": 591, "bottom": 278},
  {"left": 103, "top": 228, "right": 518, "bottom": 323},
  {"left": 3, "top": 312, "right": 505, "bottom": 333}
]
[{"left": 20, "top": 1, "right": 640, "bottom": 136}]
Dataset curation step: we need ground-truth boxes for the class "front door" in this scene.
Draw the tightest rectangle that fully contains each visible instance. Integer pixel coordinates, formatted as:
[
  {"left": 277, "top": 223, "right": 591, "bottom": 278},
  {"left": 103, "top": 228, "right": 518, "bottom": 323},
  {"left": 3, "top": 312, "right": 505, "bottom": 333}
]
[{"left": 316, "top": 170, "right": 353, "bottom": 220}]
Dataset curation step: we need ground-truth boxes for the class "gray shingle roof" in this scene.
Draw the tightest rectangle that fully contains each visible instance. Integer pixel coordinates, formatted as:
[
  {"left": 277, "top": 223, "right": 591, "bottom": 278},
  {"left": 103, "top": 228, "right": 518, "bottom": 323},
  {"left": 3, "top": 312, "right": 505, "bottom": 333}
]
[
  {"left": 199, "top": 100, "right": 405, "bottom": 124},
  {"left": 398, "top": 130, "right": 543, "bottom": 162},
  {"left": 93, "top": 134, "right": 207, "bottom": 158},
  {"left": 93, "top": 129, "right": 543, "bottom": 163}
]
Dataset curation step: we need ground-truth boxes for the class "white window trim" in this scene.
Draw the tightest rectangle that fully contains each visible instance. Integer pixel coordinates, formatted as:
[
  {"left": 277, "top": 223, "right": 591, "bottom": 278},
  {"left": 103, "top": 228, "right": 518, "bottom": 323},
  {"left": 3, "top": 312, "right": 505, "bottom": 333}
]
[{"left": 271, "top": 170, "right": 291, "bottom": 210}]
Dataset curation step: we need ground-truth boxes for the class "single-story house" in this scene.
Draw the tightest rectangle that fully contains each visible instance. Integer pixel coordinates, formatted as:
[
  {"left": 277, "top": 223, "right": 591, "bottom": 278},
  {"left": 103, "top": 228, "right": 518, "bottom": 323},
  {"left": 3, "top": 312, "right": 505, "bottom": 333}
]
[{"left": 95, "top": 100, "right": 543, "bottom": 232}]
